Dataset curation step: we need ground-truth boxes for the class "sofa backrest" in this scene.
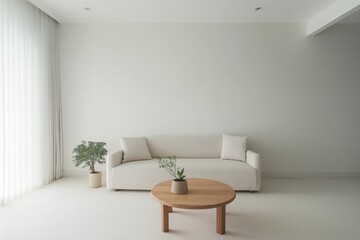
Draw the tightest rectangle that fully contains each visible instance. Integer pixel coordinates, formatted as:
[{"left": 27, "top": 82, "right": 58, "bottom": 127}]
[{"left": 146, "top": 136, "right": 222, "bottom": 158}]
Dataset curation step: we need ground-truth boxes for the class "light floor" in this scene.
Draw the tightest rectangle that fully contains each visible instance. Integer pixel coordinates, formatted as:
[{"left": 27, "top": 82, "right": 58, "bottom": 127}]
[{"left": 1, "top": 177, "right": 359, "bottom": 240}]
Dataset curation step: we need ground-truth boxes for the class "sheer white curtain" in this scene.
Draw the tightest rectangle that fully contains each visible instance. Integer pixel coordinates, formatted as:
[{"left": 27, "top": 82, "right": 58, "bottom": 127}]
[{"left": 0, "top": 0, "right": 63, "bottom": 205}]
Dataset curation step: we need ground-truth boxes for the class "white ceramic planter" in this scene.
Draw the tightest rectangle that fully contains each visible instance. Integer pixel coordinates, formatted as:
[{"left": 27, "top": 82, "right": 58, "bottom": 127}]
[
  {"left": 171, "top": 179, "right": 188, "bottom": 194},
  {"left": 89, "top": 172, "right": 102, "bottom": 188}
]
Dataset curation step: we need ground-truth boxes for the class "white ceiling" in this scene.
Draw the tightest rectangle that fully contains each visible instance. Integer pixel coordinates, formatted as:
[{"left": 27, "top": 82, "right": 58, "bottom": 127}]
[
  {"left": 29, "top": 0, "right": 342, "bottom": 23},
  {"left": 27, "top": 0, "right": 360, "bottom": 36}
]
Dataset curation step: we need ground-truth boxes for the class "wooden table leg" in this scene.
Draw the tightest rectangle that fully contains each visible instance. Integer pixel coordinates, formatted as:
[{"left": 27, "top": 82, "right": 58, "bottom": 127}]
[
  {"left": 216, "top": 205, "right": 226, "bottom": 234},
  {"left": 161, "top": 204, "right": 170, "bottom": 232}
]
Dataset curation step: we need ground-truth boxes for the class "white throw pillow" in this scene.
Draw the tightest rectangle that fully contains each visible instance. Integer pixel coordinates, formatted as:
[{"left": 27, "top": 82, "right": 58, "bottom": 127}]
[
  {"left": 221, "top": 134, "right": 247, "bottom": 161},
  {"left": 120, "top": 137, "right": 152, "bottom": 163}
]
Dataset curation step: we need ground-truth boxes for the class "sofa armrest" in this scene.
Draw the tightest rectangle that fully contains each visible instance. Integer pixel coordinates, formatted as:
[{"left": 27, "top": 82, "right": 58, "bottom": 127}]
[
  {"left": 106, "top": 150, "right": 123, "bottom": 189},
  {"left": 246, "top": 150, "right": 261, "bottom": 191}
]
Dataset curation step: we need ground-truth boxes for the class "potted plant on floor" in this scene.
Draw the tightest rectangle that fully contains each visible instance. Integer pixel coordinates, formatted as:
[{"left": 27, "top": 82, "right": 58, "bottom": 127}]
[
  {"left": 158, "top": 155, "right": 188, "bottom": 194},
  {"left": 72, "top": 141, "right": 108, "bottom": 188}
]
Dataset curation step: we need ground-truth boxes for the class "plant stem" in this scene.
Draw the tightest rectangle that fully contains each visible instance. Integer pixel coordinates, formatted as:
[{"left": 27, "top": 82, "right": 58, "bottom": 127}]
[{"left": 90, "top": 160, "right": 95, "bottom": 173}]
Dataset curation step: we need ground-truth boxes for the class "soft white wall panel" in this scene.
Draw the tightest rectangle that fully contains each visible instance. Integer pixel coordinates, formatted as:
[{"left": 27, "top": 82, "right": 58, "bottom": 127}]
[{"left": 60, "top": 23, "right": 360, "bottom": 176}]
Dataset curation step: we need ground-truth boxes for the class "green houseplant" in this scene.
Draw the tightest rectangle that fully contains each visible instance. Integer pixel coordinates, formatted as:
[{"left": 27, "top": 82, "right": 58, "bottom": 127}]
[
  {"left": 72, "top": 141, "right": 108, "bottom": 188},
  {"left": 158, "top": 155, "right": 188, "bottom": 194}
]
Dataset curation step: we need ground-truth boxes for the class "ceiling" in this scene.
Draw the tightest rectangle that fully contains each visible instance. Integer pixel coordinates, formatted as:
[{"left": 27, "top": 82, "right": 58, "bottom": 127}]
[
  {"left": 28, "top": 0, "right": 360, "bottom": 36},
  {"left": 29, "top": 0, "right": 343, "bottom": 23}
]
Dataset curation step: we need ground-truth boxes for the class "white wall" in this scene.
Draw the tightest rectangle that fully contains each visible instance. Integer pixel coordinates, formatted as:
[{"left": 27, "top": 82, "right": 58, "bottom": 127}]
[{"left": 59, "top": 23, "right": 360, "bottom": 177}]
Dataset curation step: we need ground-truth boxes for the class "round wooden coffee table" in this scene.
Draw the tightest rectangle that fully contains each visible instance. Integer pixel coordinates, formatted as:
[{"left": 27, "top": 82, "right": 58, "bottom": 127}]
[{"left": 151, "top": 178, "right": 236, "bottom": 234}]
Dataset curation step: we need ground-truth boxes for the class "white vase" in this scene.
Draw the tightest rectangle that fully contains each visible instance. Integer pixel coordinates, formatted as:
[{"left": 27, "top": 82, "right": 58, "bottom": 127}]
[
  {"left": 171, "top": 179, "right": 188, "bottom": 194},
  {"left": 89, "top": 172, "right": 101, "bottom": 188}
]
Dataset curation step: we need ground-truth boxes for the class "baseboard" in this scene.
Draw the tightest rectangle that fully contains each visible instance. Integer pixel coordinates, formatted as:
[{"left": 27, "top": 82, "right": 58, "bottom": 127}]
[
  {"left": 62, "top": 171, "right": 88, "bottom": 178},
  {"left": 263, "top": 171, "right": 360, "bottom": 178},
  {"left": 62, "top": 171, "right": 107, "bottom": 182}
]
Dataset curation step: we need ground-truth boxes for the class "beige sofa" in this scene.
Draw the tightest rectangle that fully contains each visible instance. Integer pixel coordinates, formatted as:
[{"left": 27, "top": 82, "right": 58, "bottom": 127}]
[{"left": 106, "top": 136, "right": 261, "bottom": 191}]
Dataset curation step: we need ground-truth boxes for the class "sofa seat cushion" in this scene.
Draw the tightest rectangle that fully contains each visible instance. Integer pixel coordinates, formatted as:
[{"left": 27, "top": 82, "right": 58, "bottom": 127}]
[{"left": 110, "top": 158, "right": 256, "bottom": 191}]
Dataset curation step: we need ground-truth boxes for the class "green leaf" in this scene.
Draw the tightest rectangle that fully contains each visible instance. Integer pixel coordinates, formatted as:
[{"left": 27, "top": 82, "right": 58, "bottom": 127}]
[
  {"left": 72, "top": 141, "right": 108, "bottom": 172},
  {"left": 158, "top": 155, "right": 186, "bottom": 180}
]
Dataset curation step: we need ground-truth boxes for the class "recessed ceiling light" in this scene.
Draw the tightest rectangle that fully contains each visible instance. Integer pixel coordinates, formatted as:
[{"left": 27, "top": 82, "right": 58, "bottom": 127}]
[
  {"left": 84, "top": 7, "right": 92, "bottom": 11},
  {"left": 254, "top": 7, "right": 262, "bottom": 11}
]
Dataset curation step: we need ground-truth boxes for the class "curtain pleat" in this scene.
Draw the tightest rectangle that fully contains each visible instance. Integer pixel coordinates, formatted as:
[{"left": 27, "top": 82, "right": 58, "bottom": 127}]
[{"left": 0, "top": 0, "right": 63, "bottom": 206}]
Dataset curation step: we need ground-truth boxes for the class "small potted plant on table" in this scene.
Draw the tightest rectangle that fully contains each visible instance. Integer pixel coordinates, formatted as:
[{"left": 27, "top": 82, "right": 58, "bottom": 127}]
[
  {"left": 158, "top": 155, "right": 188, "bottom": 194},
  {"left": 72, "top": 140, "right": 108, "bottom": 188}
]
